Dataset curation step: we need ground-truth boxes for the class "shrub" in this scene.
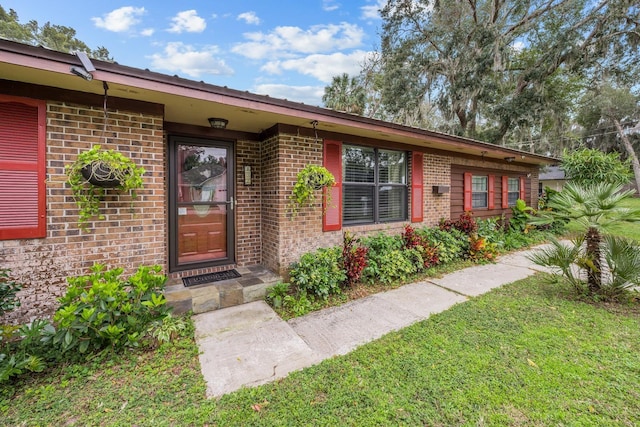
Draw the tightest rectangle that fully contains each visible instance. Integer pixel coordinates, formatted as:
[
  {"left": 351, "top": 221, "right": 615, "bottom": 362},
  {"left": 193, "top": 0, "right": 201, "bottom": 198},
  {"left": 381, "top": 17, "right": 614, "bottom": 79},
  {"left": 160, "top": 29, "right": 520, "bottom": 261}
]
[
  {"left": 0, "top": 350, "right": 46, "bottom": 383},
  {"left": 362, "top": 232, "right": 404, "bottom": 256},
  {"left": 52, "top": 264, "right": 170, "bottom": 354},
  {"left": 455, "top": 211, "right": 479, "bottom": 234},
  {"left": 0, "top": 268, "right": 21, "bottom": 316},
  {"left": 417, "top": 227, "right": 468, "bottom": 264},
  {"left": 361, "top": 233, "right": 404, "bottom": 283},
  {"left": 375, "top": 249, "right": 419, "bottom": 284},
  {"left": 534, "top": 190, "right": 568, "bottom": 235},
  {"left": 283, "top": 292, "right": 313, "bottom": 317},
  {"left": 342, "top": 232, "right": 368, "bottom": 287},
  {"left": 476, "top": 217, "right": 505, "bottom": 249},
  {"left": 510, "top": 199, "right": 534, "bottom": 233},
  {"left": 149, "top": 314, "right": 188, "bottom": 345},
  {"left": 601, "top": 235, "right": 640, "bottom": 299},
  {"left": 530, "top": 235, "right": 640, "bottom": 301},
  {"left": 561, "top": 148, "right": 632, "bottom": 186},
  {"left": 289, "top": 247, "right": 346, "bottom": 299},
  {"left": 266, "top": 282, "right": 291, "bottom": 309},
  {"left": 502, "top": 231, "right": 532, "bottom": 251},
  {"left": 467, "top": 233, "right": 498, "bottom": 263},
  {"left": 0, "top": 272, "right": 49, "bottom": 383},
  {"left": 440, "top": 211, "right": 478, "bottom": 235},
  {"left": 402, "top": 224, "right": 439, "bottom": 268}
]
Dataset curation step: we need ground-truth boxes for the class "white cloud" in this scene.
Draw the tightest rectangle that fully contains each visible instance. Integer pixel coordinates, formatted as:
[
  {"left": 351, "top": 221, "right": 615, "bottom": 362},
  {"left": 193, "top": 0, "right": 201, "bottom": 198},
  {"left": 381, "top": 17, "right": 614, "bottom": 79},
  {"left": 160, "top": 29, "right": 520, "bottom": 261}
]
[
  {"left": 261, "top": 50, "right": 369, "bottom": 83},
  {"left": 168, "top": 10, "right": 206, "bottom": 33},
  {"left": 361, "top": 0, "right": 386, "bottom": 20},
  {"left": 92, "top": 6, "right": 145, "bottom": 33},
  {"left": 237, "top": 11, "right": 261, "bottom": 25},
  {"left": 148, "top": 42, "right": 233, "bottom": 77},
  {"left": 322, "top": 0, "right": 340, "bottom": 11},
  {"left": 232, "top": 22, "right": 365, "bottom": 59},
  {"left": 512, "top": 41, "right": 525, "bottom": 51},
  {"left": 253, "top": 83, "right": 325, "bottom": 105},
  {"left": 140, "top": 28, "right": 155, "bottom": 37}
]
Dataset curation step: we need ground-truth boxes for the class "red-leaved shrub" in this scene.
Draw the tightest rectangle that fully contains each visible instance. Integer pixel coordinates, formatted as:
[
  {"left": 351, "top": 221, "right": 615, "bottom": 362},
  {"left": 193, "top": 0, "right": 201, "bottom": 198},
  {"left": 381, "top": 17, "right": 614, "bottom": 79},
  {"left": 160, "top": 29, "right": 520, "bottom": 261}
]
[
  {"left": 439, "top": 211, "right": 478, "bottom": 235},
  {"left": 402, "top": 224, "right": 440, "bottom": 268},
  {"left": 342, "top": 231, "right": 368, "bottom": 286}
]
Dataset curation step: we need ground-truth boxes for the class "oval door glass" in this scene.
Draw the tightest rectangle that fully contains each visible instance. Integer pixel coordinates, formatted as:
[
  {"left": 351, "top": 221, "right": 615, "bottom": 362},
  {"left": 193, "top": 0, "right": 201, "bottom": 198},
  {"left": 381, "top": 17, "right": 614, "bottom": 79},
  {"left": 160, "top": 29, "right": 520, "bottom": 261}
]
[{"left": 177, "top": 145, "right": 228, "bottom": 264}]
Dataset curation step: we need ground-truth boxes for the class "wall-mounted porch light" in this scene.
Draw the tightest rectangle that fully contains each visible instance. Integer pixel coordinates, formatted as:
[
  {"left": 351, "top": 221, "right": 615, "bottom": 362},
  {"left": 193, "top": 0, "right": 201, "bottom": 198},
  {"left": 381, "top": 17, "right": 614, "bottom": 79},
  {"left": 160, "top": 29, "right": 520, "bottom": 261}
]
[{"left": 208, "top": 117, "right": 229, "bottom": 129}]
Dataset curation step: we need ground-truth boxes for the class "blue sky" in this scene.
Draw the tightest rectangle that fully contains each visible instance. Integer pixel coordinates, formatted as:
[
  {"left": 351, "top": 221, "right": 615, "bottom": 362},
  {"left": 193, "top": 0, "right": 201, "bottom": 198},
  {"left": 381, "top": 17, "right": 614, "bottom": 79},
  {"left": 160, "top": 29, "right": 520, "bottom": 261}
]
[{"left": 2, "top": 1, "right": 387, "bottom": 106}]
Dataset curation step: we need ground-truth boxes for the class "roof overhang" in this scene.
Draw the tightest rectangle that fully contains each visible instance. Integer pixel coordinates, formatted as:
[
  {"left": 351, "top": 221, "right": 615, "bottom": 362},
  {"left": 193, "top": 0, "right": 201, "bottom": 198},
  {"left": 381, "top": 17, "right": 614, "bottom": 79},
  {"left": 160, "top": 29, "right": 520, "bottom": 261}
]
[{"left": 0, "top": 39, "right": 556, "bottom": 166}]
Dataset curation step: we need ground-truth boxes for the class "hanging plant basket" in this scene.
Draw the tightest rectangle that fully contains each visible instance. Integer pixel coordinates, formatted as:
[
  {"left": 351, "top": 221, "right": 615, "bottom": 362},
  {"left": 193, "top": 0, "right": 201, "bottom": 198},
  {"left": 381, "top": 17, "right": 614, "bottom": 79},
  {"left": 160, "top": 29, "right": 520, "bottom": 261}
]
[
  {"left": 66, "top": 145, "right": 145, "bottom": 231},
  {"left": 289, "top": 164, "right": 335, "bottom": 217},
  {"left": 81, "top": 161, "right": 123, "bottom": 187}
]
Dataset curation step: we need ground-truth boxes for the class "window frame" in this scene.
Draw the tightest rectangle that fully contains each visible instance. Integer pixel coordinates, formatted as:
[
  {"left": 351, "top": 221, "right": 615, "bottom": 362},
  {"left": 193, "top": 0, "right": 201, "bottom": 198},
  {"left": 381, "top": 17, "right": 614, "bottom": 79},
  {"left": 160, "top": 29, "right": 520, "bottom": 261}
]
[
  {"left": 342, "top": 144, "right": 408, "bottom": 225},
  {"left": 471, "top": 175, "right": 489, "bottom": 209},
  {"left": 507, "top": 177, "right": 520, "bottom": 207},
  {"left": 0, "top": 95, "right": 47, "bottom": 240}
]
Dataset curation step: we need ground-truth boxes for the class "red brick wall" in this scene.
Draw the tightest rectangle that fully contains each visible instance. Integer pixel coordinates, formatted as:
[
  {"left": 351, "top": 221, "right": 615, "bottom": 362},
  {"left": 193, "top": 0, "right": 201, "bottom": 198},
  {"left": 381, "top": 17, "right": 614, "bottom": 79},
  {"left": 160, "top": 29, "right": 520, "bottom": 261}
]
[
  {"left": 1, "top": 101, "right": 165, "bottom": 324},
  {"left": 422, "top": 153, "right": 453, "bottom": 227},
  {"left": 262, "top": 134, "right": 542, "bottom": 274},
  {"left": 263, "top": 134, "right": 456, "bottom": 274},
  {"left": 276, "top": 134, "right": 337, "bottom": 273},
  {"left": 260, "top": 134, "right": 282, "bottom": 273},
  {"left": 235, "top": 139, "right": 261, "bottom": 266}
]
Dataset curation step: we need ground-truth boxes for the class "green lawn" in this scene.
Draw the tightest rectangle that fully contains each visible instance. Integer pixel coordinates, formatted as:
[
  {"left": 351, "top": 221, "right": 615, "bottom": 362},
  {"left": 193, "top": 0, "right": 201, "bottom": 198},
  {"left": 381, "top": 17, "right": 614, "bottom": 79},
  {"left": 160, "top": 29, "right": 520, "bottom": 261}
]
[
  {"left": 3, "top": 276, "right": 639, "bottom": 426},
  {"left": 609, "top": 197, "right": 640, "bottom": 241}
]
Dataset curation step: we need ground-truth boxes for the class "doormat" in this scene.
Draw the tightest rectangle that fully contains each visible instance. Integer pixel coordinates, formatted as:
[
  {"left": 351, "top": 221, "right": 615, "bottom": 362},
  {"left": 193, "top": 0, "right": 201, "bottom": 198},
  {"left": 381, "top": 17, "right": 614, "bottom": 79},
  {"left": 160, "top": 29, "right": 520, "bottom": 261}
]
[{"left": 182, "top": 269, "right": 241, "bottom": 287}]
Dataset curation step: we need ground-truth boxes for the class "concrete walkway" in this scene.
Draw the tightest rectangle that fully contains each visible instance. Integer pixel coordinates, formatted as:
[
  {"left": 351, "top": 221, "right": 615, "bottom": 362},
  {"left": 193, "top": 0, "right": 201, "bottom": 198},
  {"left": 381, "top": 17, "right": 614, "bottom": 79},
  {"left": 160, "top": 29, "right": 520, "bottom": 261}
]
[{"left": 193, "top": 246, "right": 550, "bottom": 398}]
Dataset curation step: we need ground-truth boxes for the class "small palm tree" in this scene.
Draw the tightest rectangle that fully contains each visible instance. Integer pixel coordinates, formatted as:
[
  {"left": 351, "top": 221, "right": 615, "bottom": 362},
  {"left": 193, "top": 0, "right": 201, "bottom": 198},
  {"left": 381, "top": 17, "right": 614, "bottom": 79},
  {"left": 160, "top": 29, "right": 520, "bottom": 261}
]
[
  {"left": 530, "top": 181, "right": 640, "bottom": 293},
  {"left": 322, "top": 73, "right": 366, "bottom": 115}
]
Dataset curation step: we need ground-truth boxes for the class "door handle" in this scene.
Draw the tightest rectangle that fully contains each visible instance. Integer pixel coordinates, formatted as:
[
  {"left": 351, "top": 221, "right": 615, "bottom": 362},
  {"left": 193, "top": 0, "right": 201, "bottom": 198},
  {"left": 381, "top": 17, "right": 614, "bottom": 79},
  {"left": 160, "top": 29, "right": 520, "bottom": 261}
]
[{"left": 227, "top": 196, "right": 235, "bottom": 210}]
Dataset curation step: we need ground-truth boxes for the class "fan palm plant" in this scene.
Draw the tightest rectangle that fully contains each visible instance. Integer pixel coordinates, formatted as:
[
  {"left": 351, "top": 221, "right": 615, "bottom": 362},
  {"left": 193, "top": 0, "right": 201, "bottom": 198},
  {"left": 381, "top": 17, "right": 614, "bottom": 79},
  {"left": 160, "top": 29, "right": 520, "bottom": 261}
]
[
  {"left": 530, "top": 181, "right": 640, "bottom": 294},
  {"left": 322, "top": 73, "right": 366, "bottom": 115}
]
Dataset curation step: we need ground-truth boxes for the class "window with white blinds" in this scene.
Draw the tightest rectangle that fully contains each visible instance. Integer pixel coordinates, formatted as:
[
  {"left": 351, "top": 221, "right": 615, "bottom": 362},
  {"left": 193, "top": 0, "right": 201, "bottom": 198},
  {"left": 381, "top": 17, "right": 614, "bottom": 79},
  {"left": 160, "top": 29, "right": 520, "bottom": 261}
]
[
  {"left": 342, "top": 144, "right": 407, "bottom": 224},
  {"left": 507, "top": 177, "right": 520, "bottom": 206},
  {"left": 471, "top": 175, "right": 488, "bottom": 209}
]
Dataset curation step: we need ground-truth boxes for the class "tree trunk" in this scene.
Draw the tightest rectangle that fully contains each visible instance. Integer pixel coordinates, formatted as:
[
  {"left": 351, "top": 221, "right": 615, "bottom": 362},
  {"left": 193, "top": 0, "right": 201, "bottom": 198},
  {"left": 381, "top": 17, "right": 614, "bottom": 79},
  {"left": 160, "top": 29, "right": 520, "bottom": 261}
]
[
  {"left": 585, "top": 227, "right": 602, "bottom": 293},
  {"left": 612, "top": 118, "right": 640, "bottom": 193}
]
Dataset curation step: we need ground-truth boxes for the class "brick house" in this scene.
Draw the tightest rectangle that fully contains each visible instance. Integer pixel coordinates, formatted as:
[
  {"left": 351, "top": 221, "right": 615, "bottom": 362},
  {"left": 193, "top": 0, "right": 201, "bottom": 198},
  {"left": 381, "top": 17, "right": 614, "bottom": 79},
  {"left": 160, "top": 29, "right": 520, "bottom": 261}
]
[{"left": 0, "top": 40, "right": 554, "bottom": 323}]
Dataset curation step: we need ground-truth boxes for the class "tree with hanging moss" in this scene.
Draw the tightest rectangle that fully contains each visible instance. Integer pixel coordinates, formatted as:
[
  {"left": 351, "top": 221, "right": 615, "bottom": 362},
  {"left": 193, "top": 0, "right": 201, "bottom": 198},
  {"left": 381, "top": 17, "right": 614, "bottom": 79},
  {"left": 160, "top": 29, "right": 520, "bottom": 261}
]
[{"left": 371, "top": 0, "right": 638, "bottom": 143}]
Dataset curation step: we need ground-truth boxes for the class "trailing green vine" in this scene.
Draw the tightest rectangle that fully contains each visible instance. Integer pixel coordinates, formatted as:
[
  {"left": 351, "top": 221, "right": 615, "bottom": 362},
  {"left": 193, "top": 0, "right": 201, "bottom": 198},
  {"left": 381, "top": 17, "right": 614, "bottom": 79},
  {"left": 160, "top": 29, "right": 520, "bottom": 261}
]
[
  {"left": 289, "top": 164, "right": 335, "bottom": 217},
  {"left": 66, "top": 145, "right": 145, "bottom": 230}
]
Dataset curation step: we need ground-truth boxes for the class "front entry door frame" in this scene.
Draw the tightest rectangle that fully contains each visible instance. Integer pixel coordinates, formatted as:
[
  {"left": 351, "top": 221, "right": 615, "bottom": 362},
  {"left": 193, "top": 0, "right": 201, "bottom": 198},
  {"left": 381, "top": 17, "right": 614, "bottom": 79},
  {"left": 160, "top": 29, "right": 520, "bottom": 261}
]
[{"left": 168, "top": 135, "right": 235, "bottom": 272}]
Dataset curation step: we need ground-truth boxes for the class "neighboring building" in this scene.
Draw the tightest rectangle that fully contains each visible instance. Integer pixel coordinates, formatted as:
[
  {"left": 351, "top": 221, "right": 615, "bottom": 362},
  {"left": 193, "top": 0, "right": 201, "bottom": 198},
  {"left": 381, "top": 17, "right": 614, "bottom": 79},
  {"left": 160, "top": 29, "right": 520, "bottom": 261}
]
[
  {"left": 0, "top": 40, "right": 555, "bottom": 323},
  {"left": 538, "top": 165, "right": 566, "bottom": 194}
]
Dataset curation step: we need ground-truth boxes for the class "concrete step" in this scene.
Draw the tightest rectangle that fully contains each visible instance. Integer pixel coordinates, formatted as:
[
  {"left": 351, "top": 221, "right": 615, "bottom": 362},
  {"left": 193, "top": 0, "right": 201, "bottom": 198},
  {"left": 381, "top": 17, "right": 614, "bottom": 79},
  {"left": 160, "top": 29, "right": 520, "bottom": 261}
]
[{"left": 165, "top": 265, "right": 281, "bottom": 315}]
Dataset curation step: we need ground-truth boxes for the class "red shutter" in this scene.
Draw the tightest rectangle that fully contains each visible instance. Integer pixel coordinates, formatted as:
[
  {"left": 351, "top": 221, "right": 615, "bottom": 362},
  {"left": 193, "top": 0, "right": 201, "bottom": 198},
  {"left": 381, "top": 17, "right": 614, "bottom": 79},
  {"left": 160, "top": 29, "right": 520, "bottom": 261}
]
[
  {"left": 519, "top": 176, "right": 526, "bottom": 202},
  {"left": 501, "top": 176, "right": 509, "bottom": 209},
  {"left": 463, "top": 172, "right": 472, "bottom": 211},
  {"left": 323, "top": 140, "right": 342, "bottom": 231},
  {"left": 488, "top": 175, "right": 495, "bottom": 210},
  {"left": 0, "top": 96, "right": 46, "bottom": 240},
  {"left": 411, "top": 152, "right": 424, "bottom": 222}
]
